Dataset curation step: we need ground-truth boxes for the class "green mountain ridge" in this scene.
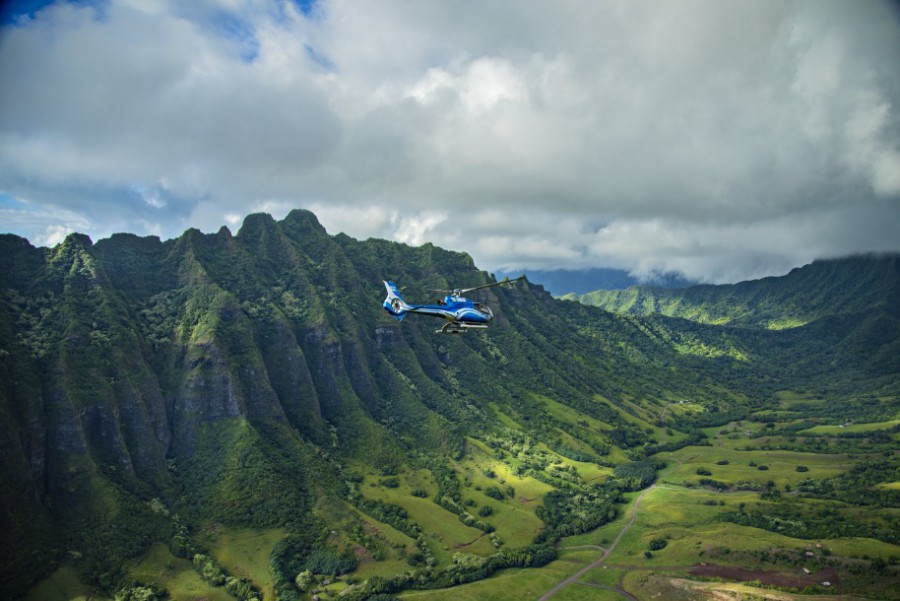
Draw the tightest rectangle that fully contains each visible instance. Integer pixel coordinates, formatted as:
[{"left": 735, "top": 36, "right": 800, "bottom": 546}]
[
  {"left": 1, "top": 210, "right": 898, "bottom": 600},
  {"left": 565, "top": 254, "right": 900, "bottom": 329}
]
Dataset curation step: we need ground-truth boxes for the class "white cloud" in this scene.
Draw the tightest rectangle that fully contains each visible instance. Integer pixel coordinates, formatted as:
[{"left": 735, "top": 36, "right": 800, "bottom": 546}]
[{"left": 0, "top": 0, "right": 898, "bottom": 282}]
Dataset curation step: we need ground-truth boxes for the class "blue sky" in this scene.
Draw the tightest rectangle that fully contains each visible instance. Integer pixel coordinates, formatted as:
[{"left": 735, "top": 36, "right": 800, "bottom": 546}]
[{"left": 1, "top": 0, "right": 899, "bottom": 283}]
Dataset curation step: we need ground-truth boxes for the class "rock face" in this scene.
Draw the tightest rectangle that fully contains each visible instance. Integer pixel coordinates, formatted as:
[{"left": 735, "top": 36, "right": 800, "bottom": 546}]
[{"left": 0, "top": 210, "right": 501, "bottom": 594}]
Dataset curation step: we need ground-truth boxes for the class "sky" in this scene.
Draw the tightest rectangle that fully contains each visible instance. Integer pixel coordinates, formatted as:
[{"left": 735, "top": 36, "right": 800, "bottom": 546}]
[{"left": 1, "top": 0, "right": 899, "bottom": 284}]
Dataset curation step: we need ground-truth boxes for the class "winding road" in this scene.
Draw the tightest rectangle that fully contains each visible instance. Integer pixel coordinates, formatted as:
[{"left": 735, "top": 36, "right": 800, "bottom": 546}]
[
  {"left": 538, "top": 456, "right": 690, "bottom": 600},
  {"left": 537, "top": 484, "right": 654, "bottom": 600}
]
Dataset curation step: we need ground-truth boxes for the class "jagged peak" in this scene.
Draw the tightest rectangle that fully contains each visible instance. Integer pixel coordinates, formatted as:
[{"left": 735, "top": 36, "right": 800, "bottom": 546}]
[
  {"left": 0, "top": 232, "right": 37, "bottom": 250},
  {"left": 241, "top": 212, "right": 277, "bottom": 228},
  {"left": 60, "top": 232, "right": 94, "bottom": 248},
  {"left": 105, "top": 232, "right": 163, "bottom": 245},
  {"left": 236, "top": 212, "right": 279, "bottom": 240},
  {"left": 282, "top": 208, "right": 327, "bottom": 235}
]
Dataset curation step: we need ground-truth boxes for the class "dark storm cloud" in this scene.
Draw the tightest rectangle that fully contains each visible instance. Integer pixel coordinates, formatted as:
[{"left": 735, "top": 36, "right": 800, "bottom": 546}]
[{"left": 1, "top": 0, "right": 898, "bottom": 282}]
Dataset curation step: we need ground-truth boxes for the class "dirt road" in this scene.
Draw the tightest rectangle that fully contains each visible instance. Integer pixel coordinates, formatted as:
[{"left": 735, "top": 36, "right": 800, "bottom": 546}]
[{"left": 537, "top": 484, "right": 654, "bottom": 600}]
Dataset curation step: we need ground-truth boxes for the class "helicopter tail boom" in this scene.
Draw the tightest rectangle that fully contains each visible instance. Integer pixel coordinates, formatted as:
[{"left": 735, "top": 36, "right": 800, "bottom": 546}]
[{"left": 383, "top": 281, "right": 412, "bottom": 320}]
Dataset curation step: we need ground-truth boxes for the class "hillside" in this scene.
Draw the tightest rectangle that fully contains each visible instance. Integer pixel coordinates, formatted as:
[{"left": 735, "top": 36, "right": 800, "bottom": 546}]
[
  {"left": 1, "top": 211, "right": 898, "bottom": 601},
  {"left": 566, "top": 254, "right": 900, "bottom": 329}
]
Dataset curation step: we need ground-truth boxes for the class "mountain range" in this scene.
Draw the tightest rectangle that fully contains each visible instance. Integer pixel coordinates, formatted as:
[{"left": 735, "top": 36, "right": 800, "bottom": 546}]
[
  {"left": 493, "top": 268, "right": 696, "bottom": 296},
  {"left": 563, "top": 254, "right": 900, "bottom": 329},
  {"left": 1, "top": 210, "right": 897, "bottom": 599}
]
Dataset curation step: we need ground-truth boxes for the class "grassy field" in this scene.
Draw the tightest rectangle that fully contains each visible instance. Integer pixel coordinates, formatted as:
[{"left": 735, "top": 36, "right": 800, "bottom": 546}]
[
  {"left": 127, "top": 543, "right": 234, "bottom": 601},
  {"left": 205, "top": 526, "right": 284, "bottom": 600},
  {"left": 655, "top": 445, "right": 854, "bottom": 489},
  {"left": 799, "top": 419, "right": 900, "bottom": 435},
  {"left": 359, "top": 471, "right": 494, "bottom": 561},
  {"left": 580, "top": 565, "right": 626, "bottom": 588},
  {"left": 23, "top": 565, "right": 106, "bottom": 601},
  {"left": 396, "top": 549, "right": 600, "bottom": 601}
]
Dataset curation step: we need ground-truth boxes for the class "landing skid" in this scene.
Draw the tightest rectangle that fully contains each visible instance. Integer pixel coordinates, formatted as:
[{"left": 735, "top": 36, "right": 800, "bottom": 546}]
[{"left": 436, "top": 322, "right": 489, "bottom": 334}]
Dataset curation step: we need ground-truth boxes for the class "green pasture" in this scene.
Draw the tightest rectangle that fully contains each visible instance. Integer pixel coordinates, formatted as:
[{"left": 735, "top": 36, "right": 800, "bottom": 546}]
[
  {"left": 488, "top": 402, "right": 524, "bottom": 429},
  {"left": 349, "top": 503, "right": 418, "bottom": 550},
  {"left": 597, "top": 486, "right": 760, "bottom": 567},
  {"left": 823, "top": 536, "right": 900, "bottom": 559},
  {"left": 581, "top": 565, "right": 626, "bottom": 587},
  {"left": 555, "top": 427, "right": 605, "bottom": 459},
  {"left": 559, "top": 452, "right": 614, "bottom": 484},
  {"left": 655, "top": 445, "right": 854, "bottom": 488},
  {"left": 800, "top": 419, "right": 900, "bottom": 435},
  {"left": 534, "top": 393, "right": 613, "bottom": 431},
  {"left": 454, "top": 442, "right": 550, "bottom": 547},
  {"left": 396, "top": 549, "right": 599, "bottom": 601},
  {"left": 592, "top": 394, "right": 675, "bottom": 443},
  {"left": 352, "top": 556, "right": 411, "bottom": 581},
  {"left": 606, "top": 520, "right": 786, "bottom": 566},
  {"left": 703, "top": 420, "right": 769, "bottom": 442},
  {"left": 126, "top": 543, "right": 234, "bottom": 601},
  {"left": 206, "top": 526, "right": 283, "bottom": 600},
  {"left": 633, "top": 484, "right": 754, "bottom": 528},
  {"left": 359, "top": 474, "right": 493, "bottom": 561},
  {"left": 613, "top": 395, "right": 661, "bottom": 424},
  {"left": 24, "top": 565, "right": 107, "bottom": 601}
]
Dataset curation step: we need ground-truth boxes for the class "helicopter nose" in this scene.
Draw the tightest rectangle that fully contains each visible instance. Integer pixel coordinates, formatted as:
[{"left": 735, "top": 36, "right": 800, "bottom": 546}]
[{"left": 485, "top": 306, "right": 494, "bottom": 321}]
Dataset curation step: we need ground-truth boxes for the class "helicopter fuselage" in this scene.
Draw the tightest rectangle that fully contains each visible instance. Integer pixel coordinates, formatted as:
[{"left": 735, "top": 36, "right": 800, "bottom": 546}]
[{"left": 383, "top": 281, "right": 494, "bottom": 333}]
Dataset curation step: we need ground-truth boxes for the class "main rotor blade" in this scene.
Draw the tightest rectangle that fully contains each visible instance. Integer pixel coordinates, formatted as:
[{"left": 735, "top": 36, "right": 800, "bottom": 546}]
[{"left": 458, "top": 275, "right": 525, "bottom": 295}]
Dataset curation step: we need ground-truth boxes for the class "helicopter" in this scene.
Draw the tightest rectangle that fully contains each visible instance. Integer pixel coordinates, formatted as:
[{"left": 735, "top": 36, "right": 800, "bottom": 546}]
[{"left": 383, "top": 275, "right": 525, "bottom": 334}]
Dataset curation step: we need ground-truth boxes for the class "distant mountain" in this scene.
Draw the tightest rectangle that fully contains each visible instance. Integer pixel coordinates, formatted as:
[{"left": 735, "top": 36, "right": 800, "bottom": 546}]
[
  {"left": 1, "top": 212, "right": 897, "bottom": 599},
  {"left": 566, "top": 254, "right": 900, "bottom": 329},
  {"left": 494, "top": 268, "right": 695, "bottom": 296}
]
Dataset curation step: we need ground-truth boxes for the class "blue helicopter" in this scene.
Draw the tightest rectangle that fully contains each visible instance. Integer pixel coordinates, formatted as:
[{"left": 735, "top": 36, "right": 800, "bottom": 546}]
[{"left": 383, "top": 276, "right": 525, "bottom": 334}]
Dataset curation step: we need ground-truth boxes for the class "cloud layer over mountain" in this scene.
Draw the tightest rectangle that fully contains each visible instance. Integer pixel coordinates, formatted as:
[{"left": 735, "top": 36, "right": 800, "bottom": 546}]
[{"left": 1, "top": 0, "right": 899, "bottom": 282}]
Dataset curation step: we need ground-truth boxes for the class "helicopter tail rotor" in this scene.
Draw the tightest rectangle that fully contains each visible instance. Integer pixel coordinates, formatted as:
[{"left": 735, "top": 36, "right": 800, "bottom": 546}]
[{"left": 383, "top": 281, "right": 412, "bottom": 320}]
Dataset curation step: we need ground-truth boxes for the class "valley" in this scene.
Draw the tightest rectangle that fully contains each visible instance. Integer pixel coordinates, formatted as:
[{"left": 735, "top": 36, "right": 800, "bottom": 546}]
[{"left": 1, "top": 211, "right": 898, "bottom": 601}]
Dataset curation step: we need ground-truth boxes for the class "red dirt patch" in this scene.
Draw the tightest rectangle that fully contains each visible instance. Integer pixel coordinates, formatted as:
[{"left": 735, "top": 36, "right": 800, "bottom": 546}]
[{"left": 689, "top": 563, "right": 840, "bottom": 589}]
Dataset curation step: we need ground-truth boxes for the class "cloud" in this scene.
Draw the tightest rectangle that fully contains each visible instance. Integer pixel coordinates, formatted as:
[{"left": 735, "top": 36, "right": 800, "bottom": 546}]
[{"left": 0, "top": 0, "right": 898, "bottom": 282}]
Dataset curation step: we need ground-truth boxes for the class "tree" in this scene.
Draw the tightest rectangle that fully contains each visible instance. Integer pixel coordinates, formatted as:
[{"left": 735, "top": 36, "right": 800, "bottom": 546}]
[
  {"left": 295, "top": 570, "right": 313, "bottom": 592},
  {"left": 115, "top": 586, "right": 160, "bottom": 601}
]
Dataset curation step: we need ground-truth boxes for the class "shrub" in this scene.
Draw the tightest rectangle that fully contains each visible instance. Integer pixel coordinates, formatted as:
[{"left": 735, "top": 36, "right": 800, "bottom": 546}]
[
  {"left": 478, "top": 505, "right": 494, "bottom": 517},
  {"left": 648, "top": 537, "right": 668, "bottom": 551},
  {"left": 484, "top": 486, "right": 504, "bottom": 500}
]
